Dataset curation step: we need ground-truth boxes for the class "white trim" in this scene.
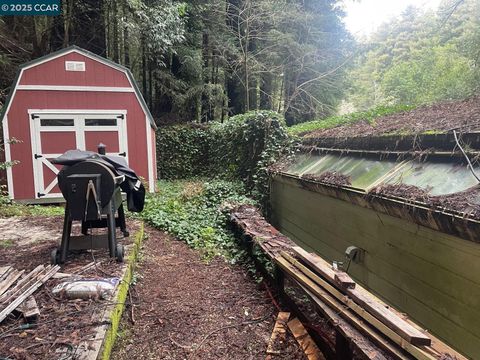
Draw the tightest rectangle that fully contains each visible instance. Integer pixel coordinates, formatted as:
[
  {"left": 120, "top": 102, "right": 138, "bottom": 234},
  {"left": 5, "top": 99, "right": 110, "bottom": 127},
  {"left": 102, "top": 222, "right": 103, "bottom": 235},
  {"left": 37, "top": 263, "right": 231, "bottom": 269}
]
[
  {"left": 17, "top": 85, "right": 134, "bottom": 92},
  {"left": 3, "top": 116, "right": 14, "bottom": 199},
  {"left": 120, "top": 114, "right": 129, "bottom": 165},
  {"left": 3, "top": 68, "right": 24, "bottom": 120},
  {"left": 65, "top": 60, "right": 85, "bottom": 72},
  {"left": 41, "top": 157, "right": 60, "bottom": 176},
  {"left": 28, "top": 109, "right": 127, "bottom": 115},
  {"left": 146, "top": 115, "right": 154, "bottom": 193},
  {"left": 29, "top": 114, "right": 40, "bottom": 199},
  {"left": 22, "top": 48, "right": 154, "bottom": 128},
  {"left": 30, "top": 110, "right": 129, "bottom": 199}
]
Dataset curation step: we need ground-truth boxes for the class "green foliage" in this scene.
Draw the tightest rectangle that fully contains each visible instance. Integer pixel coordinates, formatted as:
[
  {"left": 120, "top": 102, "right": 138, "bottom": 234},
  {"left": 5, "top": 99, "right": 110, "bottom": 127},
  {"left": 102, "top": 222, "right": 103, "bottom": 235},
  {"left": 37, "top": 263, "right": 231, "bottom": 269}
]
[
  {"left": 287, "top": 104, "right": 415, "bottom": 135},
  {"left": 382, "top": 44, "right": 475, "bottom": 104},
  {"left": 157, "top": 111, "right": 295, "bottom": 207},
  {"left": 142, "top": 179, "right": 255, "bottom": 262},
  {"left": 348, "top": 0, "right": 480, "bottom": 109},
  {"left": 0, "top": 192, "right": 64, "bottom": 217}
]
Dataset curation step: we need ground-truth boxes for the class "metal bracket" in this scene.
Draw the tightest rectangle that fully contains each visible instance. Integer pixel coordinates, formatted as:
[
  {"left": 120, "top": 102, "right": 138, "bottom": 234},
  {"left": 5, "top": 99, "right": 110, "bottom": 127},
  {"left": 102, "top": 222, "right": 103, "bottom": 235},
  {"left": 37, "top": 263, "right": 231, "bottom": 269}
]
[
  {"left": 117, "top": 114, "right": 125, "bottom": 119},
  {"left": 31, "top": 114, "right": 39, "bottom": 120},
  {"left": 345, "top": 246, "right": 365, "bottom": 264},
  {"left": 37, "top": 192, "right": 45, "bottom": 198},
  {"left": 119, "top": 152, "right": 126, "bottom": 157},
  {"left": 34, "top": 154, "right": 43, "bottom": 159}
]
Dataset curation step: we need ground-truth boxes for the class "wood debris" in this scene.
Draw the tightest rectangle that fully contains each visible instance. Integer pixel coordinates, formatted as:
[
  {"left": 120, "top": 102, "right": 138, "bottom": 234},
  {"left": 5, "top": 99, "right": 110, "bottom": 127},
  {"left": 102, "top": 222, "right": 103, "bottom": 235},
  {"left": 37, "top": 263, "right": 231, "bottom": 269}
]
[
  {"left": 0, "top": 267, "right": 24, "bottom": 296},
  {"left": 266, "top": 311, "right": 290, "bottom": 356},
  {"left": 230, "top": 205, "right": 466, "bottom": 360},
  {"left": 0, "top": 264, "right": 59, "bottom": 324},
  {"left": 287, "top": 317, "right": 326, "bottom": 360},
  {"left": 16, "top": 295, "right": 40, "bottom": 320},
  {"left": 291, "top": 246, "right": 431, "bottom": 346}
]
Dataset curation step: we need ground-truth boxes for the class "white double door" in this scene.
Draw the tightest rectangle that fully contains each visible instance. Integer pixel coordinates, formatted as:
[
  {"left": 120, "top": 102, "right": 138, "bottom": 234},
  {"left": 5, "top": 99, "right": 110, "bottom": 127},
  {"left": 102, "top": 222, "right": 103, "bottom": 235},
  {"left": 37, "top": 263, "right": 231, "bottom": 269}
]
[{"left": 30, "top": 111, "right": 128, "bottom": 199}]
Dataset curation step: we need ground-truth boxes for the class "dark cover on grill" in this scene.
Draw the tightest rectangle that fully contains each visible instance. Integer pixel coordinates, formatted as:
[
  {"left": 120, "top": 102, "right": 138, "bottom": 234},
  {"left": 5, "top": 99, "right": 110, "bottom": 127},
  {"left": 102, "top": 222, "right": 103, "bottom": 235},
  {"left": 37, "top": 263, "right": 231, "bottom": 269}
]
[{"left": 53, "top": 149, "right": 145, "bottom": 212}]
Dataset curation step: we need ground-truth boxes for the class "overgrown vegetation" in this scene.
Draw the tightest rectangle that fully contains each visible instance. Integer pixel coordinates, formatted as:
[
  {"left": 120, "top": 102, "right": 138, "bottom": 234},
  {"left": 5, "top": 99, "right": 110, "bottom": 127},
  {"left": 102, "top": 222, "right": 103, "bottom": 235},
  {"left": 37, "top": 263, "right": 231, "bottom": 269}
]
[
  {"left": 287, "top": 104, "right": 415, "bottom": 135},
  {"left": 142, "top": 179, "right": 254, "bottom": 263},
  {"left": 0, "top": 194, "right": 64, "bottom": 217},
  {"left": 157, "top": 111, "right": 295, "bottom": 207},
  {"left": 0, "top": 0, "right": 351, "bottom": 125},
  {"left": 348, "top": 0, "right": 480, "bottom": 109}
]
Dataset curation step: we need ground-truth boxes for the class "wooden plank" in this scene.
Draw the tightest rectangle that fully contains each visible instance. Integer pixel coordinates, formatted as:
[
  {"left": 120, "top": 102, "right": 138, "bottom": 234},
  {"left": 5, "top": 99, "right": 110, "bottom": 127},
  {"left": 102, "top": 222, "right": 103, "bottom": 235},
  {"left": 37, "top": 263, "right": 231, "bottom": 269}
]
[
  {"left": 275, "top": 255, "right": 435, "bottom": 360},
  {"left": 334, "top": 272, "right": 355, "bottom": 289},
  {"left": 282, "top": 215, "right": 479, "bottom": 356},
  {"left": 0, "top": 266, "right": 12, "bottom": 280},
  {"left": 276, "top": 180, "right": 480, "bottom": 314},
  {"left": 291, "top": 248, "right": 431, "bottom": 346},
  {"left": 52, "top": 272, "right": 74, "bottom": 279},
  {"left": 266, "top": 311, "right": 290, "bottom": 356},
  {"left": 0, "top": 269, "right": 24, "bottom": 297},
  {"left": 0, "top": 265, "right": 59, "bottom": 323},
  {"left": 298, "top": 284, "right": 390, "bottom": 360},
  {"left": 0, "top": 265, "right": 45, "bottom": 304},
  {"left": 287, "top": 317, "right": 326, "bottom": 360},
  {"left": 16, "top": 295, "right": 40, "bottom": 319}
]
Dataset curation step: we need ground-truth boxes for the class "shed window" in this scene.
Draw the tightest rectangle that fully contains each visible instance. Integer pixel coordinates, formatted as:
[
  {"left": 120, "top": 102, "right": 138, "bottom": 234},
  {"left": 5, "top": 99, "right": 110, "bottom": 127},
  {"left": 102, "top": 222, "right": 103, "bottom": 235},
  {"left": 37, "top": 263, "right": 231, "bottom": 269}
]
[
  {"left": 40, "top": 119, "right": 74, "bottom": 127},
  {"left": 85, "top": 119, "right": 117, "bottom": 126}
]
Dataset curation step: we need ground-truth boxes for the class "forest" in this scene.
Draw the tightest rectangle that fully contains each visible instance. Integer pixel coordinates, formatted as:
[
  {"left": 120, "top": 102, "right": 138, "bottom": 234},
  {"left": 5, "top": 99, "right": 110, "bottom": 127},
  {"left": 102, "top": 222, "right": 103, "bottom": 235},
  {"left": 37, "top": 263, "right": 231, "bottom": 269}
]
[{"left": 0, "top": 0, "right": 479, "bottom": 125}]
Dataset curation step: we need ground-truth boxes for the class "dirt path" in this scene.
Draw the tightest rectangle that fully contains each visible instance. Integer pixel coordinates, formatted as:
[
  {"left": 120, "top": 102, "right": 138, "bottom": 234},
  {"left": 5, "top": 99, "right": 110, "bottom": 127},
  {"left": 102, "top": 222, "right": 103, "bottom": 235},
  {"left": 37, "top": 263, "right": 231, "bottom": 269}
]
[{"left": 112, "top": 226, "right": 304, "bottom": 360}]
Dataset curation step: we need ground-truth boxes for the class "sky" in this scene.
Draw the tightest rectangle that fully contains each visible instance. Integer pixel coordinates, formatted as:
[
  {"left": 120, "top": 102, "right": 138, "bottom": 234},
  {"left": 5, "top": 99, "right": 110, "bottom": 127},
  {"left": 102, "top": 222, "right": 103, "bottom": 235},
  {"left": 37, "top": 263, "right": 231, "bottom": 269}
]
[{"left": 343, "top": 0, "right": 443, "bottom": 38}]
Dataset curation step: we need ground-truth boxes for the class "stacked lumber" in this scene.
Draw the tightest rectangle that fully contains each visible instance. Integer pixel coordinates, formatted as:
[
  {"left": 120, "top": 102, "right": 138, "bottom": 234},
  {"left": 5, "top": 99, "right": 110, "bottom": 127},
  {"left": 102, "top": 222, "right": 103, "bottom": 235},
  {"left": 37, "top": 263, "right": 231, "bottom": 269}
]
[
  {"left": 0, "top": 264, "right": 59, "bottom": 323},
  {"left": 276, "top": 249, "right": 469, "bottom": 360},
  {"left": 230, "top": 205, "right": 466, "bottom": 360}
]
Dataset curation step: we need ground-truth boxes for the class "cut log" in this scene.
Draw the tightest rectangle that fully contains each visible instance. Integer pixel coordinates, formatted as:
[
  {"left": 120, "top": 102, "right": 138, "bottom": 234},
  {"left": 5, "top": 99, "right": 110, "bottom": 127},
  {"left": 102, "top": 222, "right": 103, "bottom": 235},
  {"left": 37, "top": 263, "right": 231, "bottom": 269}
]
[
  {"left": 276, "top": 255, "right": 435, "bottom": 360},
  {"left": 291, "top": 248, "right": 431, "bottom": 347},
  {"left": 16, "top": 295, "right": 40, "bottom": 320},
  {"left": 266, "top": 311, "right": 290, "bottom": 356},
  {"left": 287, "top": 317, "right": 326, "bottom": 360}
]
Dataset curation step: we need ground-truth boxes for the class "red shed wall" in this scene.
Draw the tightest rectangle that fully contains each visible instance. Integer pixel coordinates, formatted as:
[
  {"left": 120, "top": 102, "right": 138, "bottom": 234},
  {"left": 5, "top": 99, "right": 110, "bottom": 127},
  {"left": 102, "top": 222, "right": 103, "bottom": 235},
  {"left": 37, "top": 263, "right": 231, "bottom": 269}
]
[
  {"left": 19, "top": 52, "right": 131, "bottom": 87},
  {"left": 151, "top": 126, "right": 157, "bottom": 191},
  {"left": 7, "top": 90, "right": 149, "bottom": 200}
]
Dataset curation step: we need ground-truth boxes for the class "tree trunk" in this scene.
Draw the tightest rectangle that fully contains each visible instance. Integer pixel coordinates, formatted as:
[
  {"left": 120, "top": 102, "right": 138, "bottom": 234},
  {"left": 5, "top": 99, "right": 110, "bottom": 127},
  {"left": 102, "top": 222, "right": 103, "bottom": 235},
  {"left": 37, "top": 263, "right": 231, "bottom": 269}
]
[{"left": 260, "top": 72, "right": 273, "bottom": 110}]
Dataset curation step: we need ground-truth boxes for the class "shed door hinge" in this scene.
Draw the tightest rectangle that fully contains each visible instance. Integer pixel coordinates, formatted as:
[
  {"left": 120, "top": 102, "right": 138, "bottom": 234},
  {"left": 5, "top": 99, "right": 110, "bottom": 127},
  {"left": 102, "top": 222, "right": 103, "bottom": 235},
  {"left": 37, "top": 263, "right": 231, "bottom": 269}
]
[
  {"left": 31, "top": 114, "right": 39, "bottom": 120},
  {"left": 34, "top": 154, "right": 43, "bottom": 159},
  {"left": 117, "top": 114, "right": 125, "bottom": 119},
  {"left": 37, "top": 192, "right": 45, "bottom": 198},
  {"left": 119, "top": 152, "right": 126, "bottom": 157}
]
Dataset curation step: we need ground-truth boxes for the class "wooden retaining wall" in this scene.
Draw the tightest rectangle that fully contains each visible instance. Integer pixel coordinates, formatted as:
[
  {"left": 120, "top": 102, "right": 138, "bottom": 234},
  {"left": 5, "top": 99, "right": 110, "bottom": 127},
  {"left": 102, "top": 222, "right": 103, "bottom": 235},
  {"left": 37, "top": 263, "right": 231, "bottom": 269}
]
[{"left": 270, "top": 175, "right": 480, "bottom": 359}]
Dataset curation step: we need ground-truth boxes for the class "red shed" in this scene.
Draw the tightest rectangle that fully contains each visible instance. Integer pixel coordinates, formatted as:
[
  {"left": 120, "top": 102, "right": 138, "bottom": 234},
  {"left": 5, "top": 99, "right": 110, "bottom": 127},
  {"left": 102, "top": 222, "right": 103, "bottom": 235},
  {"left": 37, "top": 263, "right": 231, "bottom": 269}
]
[{"left": 1, "top": 46, "right": 157, "bottom": 203}]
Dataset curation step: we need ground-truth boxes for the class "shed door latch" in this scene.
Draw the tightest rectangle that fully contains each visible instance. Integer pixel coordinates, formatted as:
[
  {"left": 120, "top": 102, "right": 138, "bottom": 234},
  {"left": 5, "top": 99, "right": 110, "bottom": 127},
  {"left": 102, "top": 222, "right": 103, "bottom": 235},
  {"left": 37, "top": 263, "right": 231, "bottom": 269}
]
[{"left": 34, "top": 154, "right": 43, "bottom": 159}]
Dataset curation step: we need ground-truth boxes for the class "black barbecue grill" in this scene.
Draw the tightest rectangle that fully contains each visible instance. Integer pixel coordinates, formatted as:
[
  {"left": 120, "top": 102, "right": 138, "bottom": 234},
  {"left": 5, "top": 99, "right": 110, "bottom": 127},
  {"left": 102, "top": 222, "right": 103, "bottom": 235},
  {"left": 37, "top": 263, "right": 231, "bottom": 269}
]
[{"left": 50, "top": 145, "right": 145, "bottom": 264}]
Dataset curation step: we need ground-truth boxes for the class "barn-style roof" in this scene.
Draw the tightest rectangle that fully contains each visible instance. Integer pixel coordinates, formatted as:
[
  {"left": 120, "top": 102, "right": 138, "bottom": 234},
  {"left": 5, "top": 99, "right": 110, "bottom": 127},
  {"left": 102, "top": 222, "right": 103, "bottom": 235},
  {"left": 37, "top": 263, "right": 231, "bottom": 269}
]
[{"left": 0, "top": 45, "right": 156, "bottom": 129}]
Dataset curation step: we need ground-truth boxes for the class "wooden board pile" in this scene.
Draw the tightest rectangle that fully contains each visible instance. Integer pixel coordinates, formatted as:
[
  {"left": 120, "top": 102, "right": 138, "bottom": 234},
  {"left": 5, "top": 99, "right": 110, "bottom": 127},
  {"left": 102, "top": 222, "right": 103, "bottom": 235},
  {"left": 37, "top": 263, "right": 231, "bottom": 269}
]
[
  {"left": 277, "top": 248, "right": 441, "bottom": 360},
  {"left": 230, "top": 205, "right": 466, "bottom": 360},
  {"left": 0, "top": 264, "right": 59, "bottom": 323}
]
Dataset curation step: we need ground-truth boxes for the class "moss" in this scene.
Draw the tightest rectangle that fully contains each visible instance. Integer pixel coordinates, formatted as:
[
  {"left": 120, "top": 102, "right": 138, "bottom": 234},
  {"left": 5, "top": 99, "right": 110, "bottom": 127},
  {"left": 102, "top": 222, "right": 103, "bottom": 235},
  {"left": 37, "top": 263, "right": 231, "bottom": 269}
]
[{"left": 100, "top": 223, "right": 145, "bottom": 360}]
